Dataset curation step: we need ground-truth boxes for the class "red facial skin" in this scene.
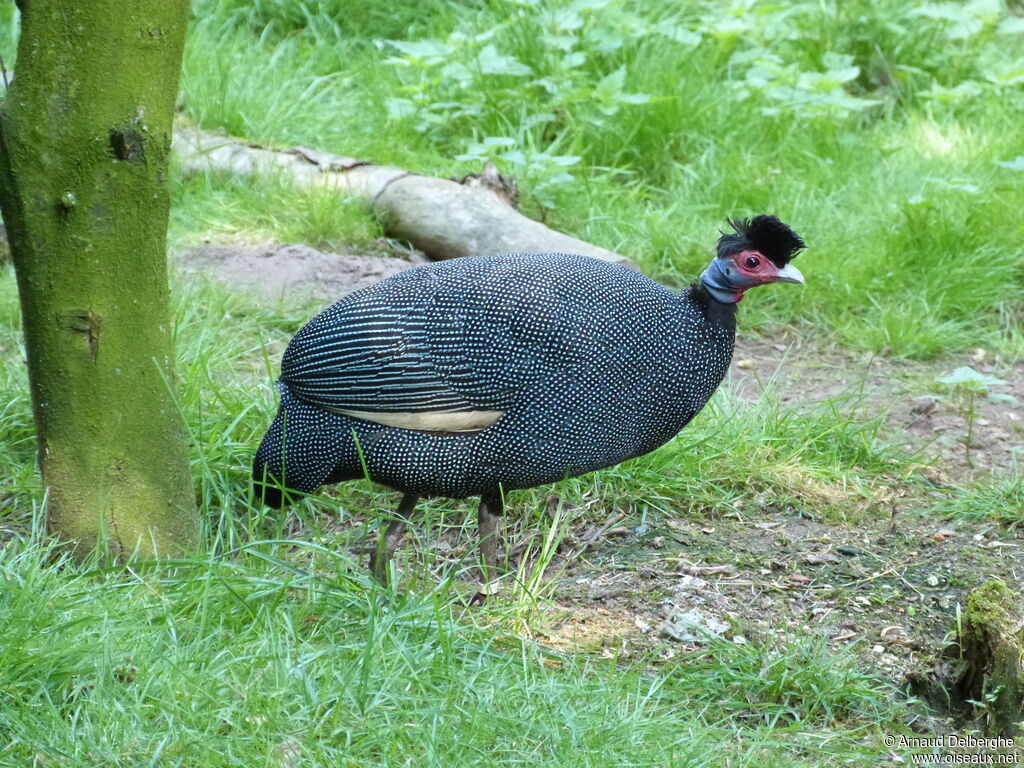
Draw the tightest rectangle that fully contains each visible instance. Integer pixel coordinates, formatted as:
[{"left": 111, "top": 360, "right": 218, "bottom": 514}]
[
  {"left": 725, "top": 250, "right": 781, "bottom": 301},
  {"left": 732, "top": 249, "right": 782, "bottom": 283}
]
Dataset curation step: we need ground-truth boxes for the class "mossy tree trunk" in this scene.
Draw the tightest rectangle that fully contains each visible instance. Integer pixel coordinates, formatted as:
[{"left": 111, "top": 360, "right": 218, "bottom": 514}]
[{"left": 0, "top": 0, "right": 198, "bottom": 557}]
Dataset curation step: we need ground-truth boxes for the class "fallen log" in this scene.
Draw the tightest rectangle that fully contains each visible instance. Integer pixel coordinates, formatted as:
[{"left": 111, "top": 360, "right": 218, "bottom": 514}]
[{"left": 171, "top": 126, "right": 632, "bottom": 267}]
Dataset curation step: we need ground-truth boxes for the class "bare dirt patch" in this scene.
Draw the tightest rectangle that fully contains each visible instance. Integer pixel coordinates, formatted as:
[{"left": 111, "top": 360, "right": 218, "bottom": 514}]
[
  {"left": 730, "top": 336, "right": 1024, "bottom": 480},
  {"left": 542, "top": 505, "right": 1024, "bottom": 669},
  {"left": 174, "top": 240, "right": 418, "bottom": 306}
]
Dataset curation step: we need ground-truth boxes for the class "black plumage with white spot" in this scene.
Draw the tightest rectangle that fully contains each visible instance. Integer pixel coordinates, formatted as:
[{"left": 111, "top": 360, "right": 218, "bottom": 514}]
[{"left": 253, "top": 216, "right": 805, "bottom": 585}]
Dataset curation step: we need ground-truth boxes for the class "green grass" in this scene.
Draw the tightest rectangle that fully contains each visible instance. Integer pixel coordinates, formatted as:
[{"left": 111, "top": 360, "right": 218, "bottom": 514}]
[
  {"left": 930, "top": 468, "right": 1024, "bottom": 521},
  {"left": 0, "top": 536, "right": 905, "bottom": 767},
  {"left": 169, "top": 167, "right": 384, "bottom": 252}
]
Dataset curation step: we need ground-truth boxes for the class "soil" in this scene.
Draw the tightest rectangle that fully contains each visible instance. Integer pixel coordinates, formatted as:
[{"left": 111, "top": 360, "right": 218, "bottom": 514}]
[
  {"left": 730, "top": 336, "right": 1024, "bottom": 480},
  {"left": 174, "top": 240, "right": 420, "bottom": 306},
  {"left": 183, "top": 242, "right": 1024, "bottom": 734}
]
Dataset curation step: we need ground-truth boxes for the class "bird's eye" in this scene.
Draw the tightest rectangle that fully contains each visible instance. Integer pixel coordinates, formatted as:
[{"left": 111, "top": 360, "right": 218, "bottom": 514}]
[{"left": 744, "top": 256, "right": 761, "bottom": 269}]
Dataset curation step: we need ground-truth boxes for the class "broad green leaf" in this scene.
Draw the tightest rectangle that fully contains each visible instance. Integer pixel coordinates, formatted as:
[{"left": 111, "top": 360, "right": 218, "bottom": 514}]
[
  {"left": 801, "top": 70, "right": 860, "bottom": 92},
  {"left": 471, "top": 28, "right": 498, "bottom": 43},
  {"left": 998, "top": 17, "right": 1024, "bottom": 34},
  {"left": 549, "top": 9, "right": 584, "bottom": 31},
  {"left": 384, "top": 98, "right": 416, "bottom": 119},
  {"left": 730, "top": 48, "right": 782, "bottom": 67},
  {"left": 819, "top": 90, "right": 880, "bottom": 110},
  {"left": 499, "top": 150, "right": 528, "bottom": 166},
  {"left": 965, "top": 0, "right": 1001, "bottom": 19},
  {"left": 947, "top": 16, "right": 983, "bottom": 38},
  {"left": 542, "top": 32, "right": 579, "bottom": 51},
  {"left": 709, "top": 15, "right": 750, "bottom": 36},
  {"left": 822, "top": 66, "right": 860, "bottom": 85},
  {"left": 587, "top": 27, "right": 625, "bottom": 52},
  {"left": 822, "top": 52, "right": 857, "bottom": 69},
  {"left": 995, "top": 156, "right": 1024, "bottom": 171},
  {"left": 744, "top": 66, "right": 777, "bottom": 89},
  {"left": 562, "top": 51, "right": 587, "bottom": 69},
  {"left": 477, "top": 45, "right": 533, "bottom": 76},
  {"left": 530, "top": 77, "right": 563, "bottom": 95},
  {"left": 653, "top": 20, "right": 702, "bottom": 46},
  {"left": 987, "top": 393, "right": 1019, "bottom": 405},
  {"left": 386, "top": 39, "right": 452, "bottom": 60},
  {"left": 937, "top": 366, "right": 1007, "bottom": 389},
  {"left": 593, "top": 66, "right": 626, "bottom": 102},
  {"left": 592, "top": 66, "right": 648, "bottom": 111},
  {"left": 911, "top": 3, "right": 974, "bottom": 22},
  {"left": 440, "top": 62, "right": 473, "bottom": 84}
]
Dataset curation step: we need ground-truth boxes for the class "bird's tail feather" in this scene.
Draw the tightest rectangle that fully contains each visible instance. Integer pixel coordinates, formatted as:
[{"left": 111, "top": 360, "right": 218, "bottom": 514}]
[{"left": 252, "top": 381, "right": 361, "bottom": 508}]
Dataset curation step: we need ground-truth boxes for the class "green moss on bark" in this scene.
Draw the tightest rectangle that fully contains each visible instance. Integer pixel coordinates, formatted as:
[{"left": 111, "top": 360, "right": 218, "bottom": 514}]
[
  {"left": 0, "top": 0, "right": 197, "bottom": 557},
  {"left": 955, "top": 579, "right": 1024, "bottom": 735}
]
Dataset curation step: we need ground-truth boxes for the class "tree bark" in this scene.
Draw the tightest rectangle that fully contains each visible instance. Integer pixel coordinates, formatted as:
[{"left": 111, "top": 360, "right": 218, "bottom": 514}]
[
  {"left": 172, "top": 128, "right": 633, "bottom": 268},
  {"left": 0, "top": 1, "right": 198, "bottom": 557}
]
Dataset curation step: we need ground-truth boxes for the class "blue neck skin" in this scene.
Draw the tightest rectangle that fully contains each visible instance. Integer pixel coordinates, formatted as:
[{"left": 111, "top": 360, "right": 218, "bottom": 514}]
[{"left": 700, "top": 258, "right": 742, "bottom": 304}]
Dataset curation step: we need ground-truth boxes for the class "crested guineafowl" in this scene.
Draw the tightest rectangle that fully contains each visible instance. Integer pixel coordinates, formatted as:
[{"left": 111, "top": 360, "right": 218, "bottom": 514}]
[{"left": 253, "top": 215, "right": 806, "bottom": 590}]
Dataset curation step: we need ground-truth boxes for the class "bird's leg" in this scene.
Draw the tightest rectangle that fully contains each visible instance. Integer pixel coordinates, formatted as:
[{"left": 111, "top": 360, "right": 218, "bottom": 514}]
[
  {"left": 370, "top": 492, "right": 419, "bottom": 586},
  {"left": 476, "top": 492, "right": 504, "bottom": 591}
]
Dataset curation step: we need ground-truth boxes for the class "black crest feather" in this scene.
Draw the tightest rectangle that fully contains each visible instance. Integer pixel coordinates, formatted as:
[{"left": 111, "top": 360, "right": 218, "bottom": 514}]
[{"left": 717, "top": 215, "right": 806, "bottom": 267}]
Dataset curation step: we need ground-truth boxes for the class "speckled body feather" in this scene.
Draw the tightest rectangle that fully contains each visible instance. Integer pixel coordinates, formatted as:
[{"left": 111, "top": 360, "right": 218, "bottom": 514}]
[{"left": 254, "top": 252, "right": 736, "bottom": 502}]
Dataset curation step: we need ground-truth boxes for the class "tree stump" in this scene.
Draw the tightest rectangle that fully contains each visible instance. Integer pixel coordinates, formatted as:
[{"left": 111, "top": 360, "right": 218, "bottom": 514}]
[{"left": 952, "top": 579, "right": 1024, "bottom": 735}]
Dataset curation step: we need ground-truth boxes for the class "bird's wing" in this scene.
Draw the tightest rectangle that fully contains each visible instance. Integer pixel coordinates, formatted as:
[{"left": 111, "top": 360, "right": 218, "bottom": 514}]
[
  {"left": 280, "top": 254, "right": 666, "bottom": 431},
  {"left": 280, "top": 274, "right": 506, "bottom": 431}
]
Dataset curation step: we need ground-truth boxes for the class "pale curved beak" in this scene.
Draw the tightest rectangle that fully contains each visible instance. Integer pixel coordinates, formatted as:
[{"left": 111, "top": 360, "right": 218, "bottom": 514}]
[{"left": 775, "top": 263, "right": 805, "bottom": 285}]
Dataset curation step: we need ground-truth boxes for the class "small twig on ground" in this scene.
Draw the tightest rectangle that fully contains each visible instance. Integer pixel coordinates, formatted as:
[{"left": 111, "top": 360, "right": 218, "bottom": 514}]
[
  {"left": 675, "top": 564, "right": 735, "bottom": 577},
  {"left": 579, "top": 512, "right": 626, "bottom": 547},
  {"left": 842, "top": 563, "right": 924, "bottom": 598},
  {"left": 558, "top": 512, "right": 627, "bottom": 569}
]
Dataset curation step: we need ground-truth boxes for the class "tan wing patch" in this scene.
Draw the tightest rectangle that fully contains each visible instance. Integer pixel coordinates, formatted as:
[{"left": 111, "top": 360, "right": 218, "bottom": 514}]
[{"left": 329, "top": 408, "right": 504, "bottom": 433}]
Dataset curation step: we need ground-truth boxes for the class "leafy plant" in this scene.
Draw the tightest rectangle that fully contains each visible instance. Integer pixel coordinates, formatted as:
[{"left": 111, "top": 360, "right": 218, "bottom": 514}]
[
  {"left": 734, "top": 50, "right": 882, "bottom": 117},
  {"left": 456, "top": 135, "right": 580, "bottom": 208},
  {"left": 935, "top": 366, "right": 1018, "bottom": 467}
]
